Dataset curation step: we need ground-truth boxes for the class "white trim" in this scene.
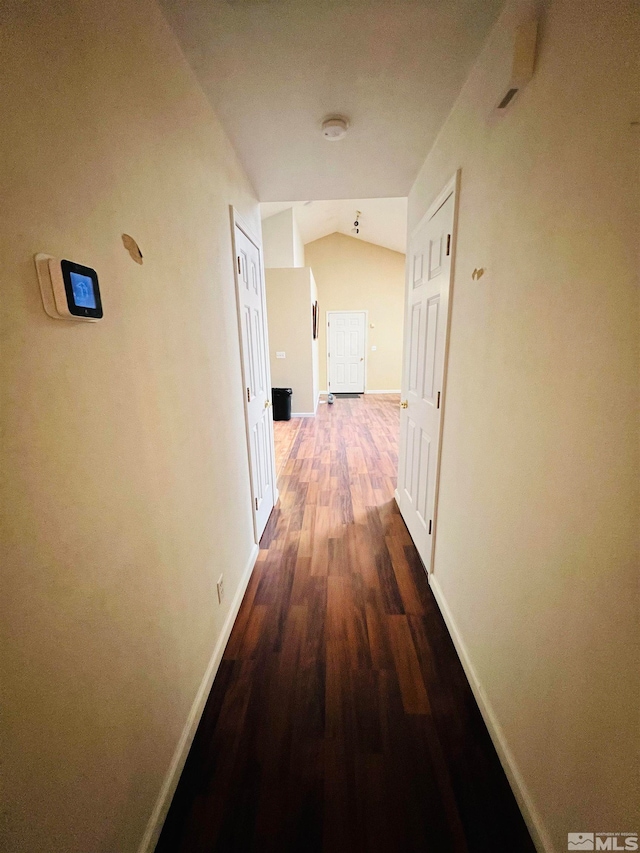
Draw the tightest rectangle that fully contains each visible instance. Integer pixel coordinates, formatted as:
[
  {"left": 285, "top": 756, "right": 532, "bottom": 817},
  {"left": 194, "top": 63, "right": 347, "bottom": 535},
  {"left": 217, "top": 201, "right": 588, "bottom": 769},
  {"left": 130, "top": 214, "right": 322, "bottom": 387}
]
[
  {"left": 326, "top": 310, "right": 368, "bottom": 394},
  {"left": 230, "top": 206, "right": 277, "bottom": 544},
  {"left": 409, "top": 174, "right": 458, "bottom": 242},
  {"left": 230, "top": 207, "right": 262, "bottom": 250},
  {"left": 398, "top": 170, "right": 461, "bottom": 575},
  {"left": 428, "top": 574, "right": 553, "bottom": 853},
  {"left": 295, "top": 390, "right": 321, "bottom": 419},
  {"left": 429, "top": 170, "right": 460, "bottom": 574},
  {"left": 137, "top": 542, "right": 260, "bottom": 853},
  {"left": 319, "top": 390, "right": 402, "bottom": 396}
]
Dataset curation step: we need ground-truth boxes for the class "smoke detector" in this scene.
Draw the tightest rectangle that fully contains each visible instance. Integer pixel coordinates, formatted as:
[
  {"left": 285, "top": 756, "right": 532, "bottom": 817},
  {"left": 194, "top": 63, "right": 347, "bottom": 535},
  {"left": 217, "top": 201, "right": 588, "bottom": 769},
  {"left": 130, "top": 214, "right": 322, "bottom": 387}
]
[{"left": 322, "top": 116, "right": 349, "bottom": 141}]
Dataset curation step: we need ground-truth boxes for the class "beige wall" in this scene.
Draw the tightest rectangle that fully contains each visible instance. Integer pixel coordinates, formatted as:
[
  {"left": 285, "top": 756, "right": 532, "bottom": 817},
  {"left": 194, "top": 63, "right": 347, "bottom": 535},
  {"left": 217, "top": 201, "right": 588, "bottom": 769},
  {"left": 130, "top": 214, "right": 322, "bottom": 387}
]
[
  {"left": 266, "top": 267, "right": 318, "bottom": 414},
  {"left": 409, "top": 1, "right": 639, "bottom": 851},
  {"left": 0, "top": 2, "right": 260, "bottom": 851},
  {"left": 305, "top": 232, "right": 405, "bottom": 392},
  {"left": 293, "top": 210, "right": 306, "bottom": 269},
  {"left": 262, "top": 207, "right": 305, "bottom": 268}
]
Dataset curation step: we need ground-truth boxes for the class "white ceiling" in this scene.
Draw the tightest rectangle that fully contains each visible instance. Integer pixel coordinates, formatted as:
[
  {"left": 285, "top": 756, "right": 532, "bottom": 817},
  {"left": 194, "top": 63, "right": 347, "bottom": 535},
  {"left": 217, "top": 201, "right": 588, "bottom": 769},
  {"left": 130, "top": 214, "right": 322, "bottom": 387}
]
[
  {"left": 261, "top": 197, "right": 408, "bottom": 254},
  {"left": 159, "top": 0, "right": 504, "bottom": 201}
]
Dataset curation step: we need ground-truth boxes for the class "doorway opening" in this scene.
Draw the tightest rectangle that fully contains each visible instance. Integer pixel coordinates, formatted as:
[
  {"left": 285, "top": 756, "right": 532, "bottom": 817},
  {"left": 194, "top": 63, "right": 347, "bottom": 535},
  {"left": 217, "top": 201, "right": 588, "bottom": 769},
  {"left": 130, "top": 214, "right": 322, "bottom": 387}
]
[{"left": 326, "top": 310, "right": 367, "bottom": 395}]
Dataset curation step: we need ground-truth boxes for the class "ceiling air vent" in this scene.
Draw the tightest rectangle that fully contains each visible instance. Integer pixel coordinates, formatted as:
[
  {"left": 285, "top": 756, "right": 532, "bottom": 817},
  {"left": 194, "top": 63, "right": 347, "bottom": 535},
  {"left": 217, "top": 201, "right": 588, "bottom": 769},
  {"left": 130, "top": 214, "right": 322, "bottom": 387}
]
[
  {"left": 497, "top": 88, "right": 519, "bottom": 110},
  {"left": 492, "top": 19, "right": 538, "bottom": 116}
]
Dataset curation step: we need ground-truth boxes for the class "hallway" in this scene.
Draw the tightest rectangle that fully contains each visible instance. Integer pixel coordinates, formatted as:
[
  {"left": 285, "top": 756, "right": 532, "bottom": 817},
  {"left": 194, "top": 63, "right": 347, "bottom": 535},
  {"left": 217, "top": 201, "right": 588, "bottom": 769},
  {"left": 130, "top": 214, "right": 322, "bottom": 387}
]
[{"left": 157, "top": 395, "right": 535, "bottom": 852}]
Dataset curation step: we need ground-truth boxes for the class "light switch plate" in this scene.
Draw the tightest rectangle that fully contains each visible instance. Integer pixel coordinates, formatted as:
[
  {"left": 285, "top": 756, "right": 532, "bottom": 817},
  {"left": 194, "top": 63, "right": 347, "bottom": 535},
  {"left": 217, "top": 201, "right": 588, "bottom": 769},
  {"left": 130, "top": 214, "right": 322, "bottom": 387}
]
[{"left": 276, "top": 351, "right": 286, "bottom": 358}]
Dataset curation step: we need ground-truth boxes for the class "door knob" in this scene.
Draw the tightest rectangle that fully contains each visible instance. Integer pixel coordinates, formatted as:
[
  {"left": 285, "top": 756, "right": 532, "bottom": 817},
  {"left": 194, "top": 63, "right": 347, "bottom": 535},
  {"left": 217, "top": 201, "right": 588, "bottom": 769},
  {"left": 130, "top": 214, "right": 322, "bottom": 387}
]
[
  {"left": 400, "top": 400, "right": 408, "bottom": 409},
  {"left": 360, "top": 357, "right": 363, "bottom": 361},
  {"left": 265, "top": 400, "right": 271, "bottom": 408}
]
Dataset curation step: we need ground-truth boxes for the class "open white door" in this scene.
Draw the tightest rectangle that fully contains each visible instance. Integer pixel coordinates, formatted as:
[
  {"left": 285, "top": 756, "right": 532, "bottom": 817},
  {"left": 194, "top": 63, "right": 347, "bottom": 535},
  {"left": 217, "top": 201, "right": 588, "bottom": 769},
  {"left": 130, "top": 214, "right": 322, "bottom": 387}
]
[
  {"left": 396, "top": 173, "right": 458, "bottom": 571},
  {"left": 327, "top": 311, "right": 366, "bottom": 394},
  {"left": 232, "top": 211, "right": 277, "bottom": 541}
]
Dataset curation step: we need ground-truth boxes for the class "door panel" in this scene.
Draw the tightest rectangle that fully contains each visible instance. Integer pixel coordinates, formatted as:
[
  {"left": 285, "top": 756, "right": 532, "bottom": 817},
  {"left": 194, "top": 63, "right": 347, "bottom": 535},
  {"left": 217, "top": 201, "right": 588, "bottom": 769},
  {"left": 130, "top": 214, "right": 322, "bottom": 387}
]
[
  {"left": 235, "top": 223, "right": 276, "bottom": 540},
  {"left": 429, "top": 234, "right": 443, "bottom": 278},
  {"left": 403, "top": 417, "right": 416, "bottom": 502},
  {"left": 328, "top": 311, "right": 366, "bottom": 393},
  {"left": 416, "top": 430, "right": 431, "bottom": 525},
  {"left": 408, "top": 302, "right": 424, "bottom": 396},
  {"left": 423, "top": 296, "right": 439, "bottom": 401},
  {"left": 397, "top": 185, "right": 456, "bottom": 570}
]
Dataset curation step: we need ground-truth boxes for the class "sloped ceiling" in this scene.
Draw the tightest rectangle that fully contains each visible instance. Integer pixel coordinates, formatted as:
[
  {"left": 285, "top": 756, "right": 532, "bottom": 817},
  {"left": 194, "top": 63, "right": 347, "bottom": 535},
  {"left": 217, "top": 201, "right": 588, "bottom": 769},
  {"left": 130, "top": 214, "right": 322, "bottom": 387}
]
[
  {"left": 261, "top": 197, "right": 407, "bottom": 254},
  {"left": 159, "top": 0, "right": 504, "bottom": 201}
]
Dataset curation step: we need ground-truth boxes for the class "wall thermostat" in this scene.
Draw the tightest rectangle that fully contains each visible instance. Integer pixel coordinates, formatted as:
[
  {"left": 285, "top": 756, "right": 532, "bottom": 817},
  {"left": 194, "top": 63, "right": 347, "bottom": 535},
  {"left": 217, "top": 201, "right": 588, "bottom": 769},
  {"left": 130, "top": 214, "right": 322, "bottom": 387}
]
[{"left": 35, "top": 254, "right": 103, "bottom": 321}]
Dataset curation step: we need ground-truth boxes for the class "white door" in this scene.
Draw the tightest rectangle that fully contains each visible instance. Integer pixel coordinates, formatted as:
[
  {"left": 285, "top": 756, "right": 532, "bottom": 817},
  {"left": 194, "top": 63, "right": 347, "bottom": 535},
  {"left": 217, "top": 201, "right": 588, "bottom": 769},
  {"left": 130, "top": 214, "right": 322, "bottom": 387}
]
[
  {"left": 233, "top": 218, "right": 277, "bottom": 540},
  {"left": 327, "top": 311, "right": 366, "bottom": 394},
  {"left": 396, "top": 175, "right": 457, "bottom": 570}
]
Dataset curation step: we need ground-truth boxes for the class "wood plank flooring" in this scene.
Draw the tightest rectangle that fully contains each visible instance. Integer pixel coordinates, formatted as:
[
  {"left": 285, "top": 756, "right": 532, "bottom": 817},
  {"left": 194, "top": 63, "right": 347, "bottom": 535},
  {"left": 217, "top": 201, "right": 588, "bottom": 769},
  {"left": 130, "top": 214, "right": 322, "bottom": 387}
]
[
  {"left": 273, "top": 417, "right": 302, "bottom": 476},
  {"left": 156, "top": 395, "right": 535, "bottom": 853}
]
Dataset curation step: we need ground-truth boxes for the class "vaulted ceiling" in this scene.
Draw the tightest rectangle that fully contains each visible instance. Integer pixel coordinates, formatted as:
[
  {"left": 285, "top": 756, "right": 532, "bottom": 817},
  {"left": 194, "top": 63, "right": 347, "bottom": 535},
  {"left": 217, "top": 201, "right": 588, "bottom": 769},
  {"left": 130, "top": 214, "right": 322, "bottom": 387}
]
[
  {"left": 261, "top": 197, "right": 407, "bottom": 253},
  {"left": 159, "top": 0, "right": 504, "bottom": 201}
]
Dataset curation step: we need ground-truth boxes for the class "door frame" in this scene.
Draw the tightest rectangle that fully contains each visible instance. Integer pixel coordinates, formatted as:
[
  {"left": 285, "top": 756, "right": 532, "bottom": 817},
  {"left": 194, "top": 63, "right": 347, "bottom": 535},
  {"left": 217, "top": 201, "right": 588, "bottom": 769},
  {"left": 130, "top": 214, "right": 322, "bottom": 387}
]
[
  {"left": 229, "top": 206, "right": 278, "bottom": 544},
  {"left": 396, "top": 170, "right": 460, "bottom": 573},
  {"left": 326, "top": 309, "right": 368, "bottom": 394}
]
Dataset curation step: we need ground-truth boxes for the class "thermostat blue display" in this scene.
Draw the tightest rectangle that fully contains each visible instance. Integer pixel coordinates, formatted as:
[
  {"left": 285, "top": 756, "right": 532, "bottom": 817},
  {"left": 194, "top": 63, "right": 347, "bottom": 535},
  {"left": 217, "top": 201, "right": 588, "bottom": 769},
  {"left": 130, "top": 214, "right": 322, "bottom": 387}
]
[
  {"left": 60, "top": 259, "right": 102, "bottom": 319},
  {"left": 69, "top": 271, "right": 97, "bottom": 309}
]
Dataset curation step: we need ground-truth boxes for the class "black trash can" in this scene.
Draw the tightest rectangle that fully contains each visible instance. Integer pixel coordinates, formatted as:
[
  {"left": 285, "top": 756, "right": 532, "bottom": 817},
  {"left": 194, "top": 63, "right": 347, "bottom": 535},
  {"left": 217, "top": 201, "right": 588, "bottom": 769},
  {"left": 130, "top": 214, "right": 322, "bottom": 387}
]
[{"left": 272, "top": 387, "right": 293, "bottom": 421}]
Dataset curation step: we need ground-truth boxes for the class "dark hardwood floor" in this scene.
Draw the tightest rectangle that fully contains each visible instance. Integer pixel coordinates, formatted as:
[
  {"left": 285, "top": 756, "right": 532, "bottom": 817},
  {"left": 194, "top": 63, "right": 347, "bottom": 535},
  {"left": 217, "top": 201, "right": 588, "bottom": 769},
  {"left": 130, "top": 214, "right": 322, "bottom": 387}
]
[
  {"left": 156, "top": 395, "right": 535, "bottom": 853},
  {"left": 273, "top": 416, "right": 302, "bottom": 476}
]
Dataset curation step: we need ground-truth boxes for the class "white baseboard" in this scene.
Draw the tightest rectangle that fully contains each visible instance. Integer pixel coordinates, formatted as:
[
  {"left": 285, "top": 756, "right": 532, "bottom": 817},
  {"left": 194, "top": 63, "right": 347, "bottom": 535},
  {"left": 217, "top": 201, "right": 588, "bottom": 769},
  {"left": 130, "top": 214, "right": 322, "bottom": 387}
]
[
  {"left": 318, "top": 390, "right": 400, "bottom": 396},
  {"left": 428, "top": 574, "right": 554, "bottom": 853},
  {"left": 291, "top": 411, "right": 316, "bottom": 417},
  {"left": 137, "top": 542, "right": 260, "bottom": 853}
]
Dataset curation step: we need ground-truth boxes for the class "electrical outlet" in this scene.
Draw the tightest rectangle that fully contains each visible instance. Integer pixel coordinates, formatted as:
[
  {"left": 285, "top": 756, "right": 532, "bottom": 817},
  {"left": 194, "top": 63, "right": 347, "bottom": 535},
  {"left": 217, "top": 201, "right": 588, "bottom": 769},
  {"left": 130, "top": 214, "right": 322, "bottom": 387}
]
[
  {"left": 276, "top": 351, "right": 286, "bottom": 359},
  {"left": 216, "top": 574, "right": 224, "bottom": 604},
  {"left": 371, "top": 345, "right": 377, "bottom": 351}
]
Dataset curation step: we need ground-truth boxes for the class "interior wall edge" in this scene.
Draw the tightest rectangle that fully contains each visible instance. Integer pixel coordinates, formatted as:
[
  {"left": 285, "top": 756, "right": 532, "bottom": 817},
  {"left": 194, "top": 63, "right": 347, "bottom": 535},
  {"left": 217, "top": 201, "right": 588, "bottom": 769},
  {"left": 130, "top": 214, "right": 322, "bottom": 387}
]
[
  {"left": 407, "top": 0, "right": 638, "bottom": 846},
  {"left": 137, "top": 542, "right": 260, "bottom": 853},
  {"left": 428, "top": 575, "right": 554, "bottom": 853}
]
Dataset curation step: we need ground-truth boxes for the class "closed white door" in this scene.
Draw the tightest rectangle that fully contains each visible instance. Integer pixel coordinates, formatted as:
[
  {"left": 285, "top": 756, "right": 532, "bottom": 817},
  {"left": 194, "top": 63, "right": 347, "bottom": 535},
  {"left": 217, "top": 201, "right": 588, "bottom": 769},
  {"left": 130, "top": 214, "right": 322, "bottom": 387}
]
[
  {"left": 234, "top": 220, "right": 276, "bottom": 540},
  {"left": 327, "top": 311, "right": 366, "bottom": 393},
  {"left": 397, "top": 177, "right": 457, "bottom": 570}
]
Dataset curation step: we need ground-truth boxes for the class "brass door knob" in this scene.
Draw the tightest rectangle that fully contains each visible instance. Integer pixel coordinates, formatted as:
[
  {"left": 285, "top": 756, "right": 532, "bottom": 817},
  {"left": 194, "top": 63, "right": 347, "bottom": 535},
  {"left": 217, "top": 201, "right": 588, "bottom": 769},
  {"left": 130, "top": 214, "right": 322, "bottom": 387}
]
[
  {"left": 265, "top": 399, "right": 271, "bottom": 408},
  {"left": 400, "top": 400, "right": 408, "bottom": 409}
]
